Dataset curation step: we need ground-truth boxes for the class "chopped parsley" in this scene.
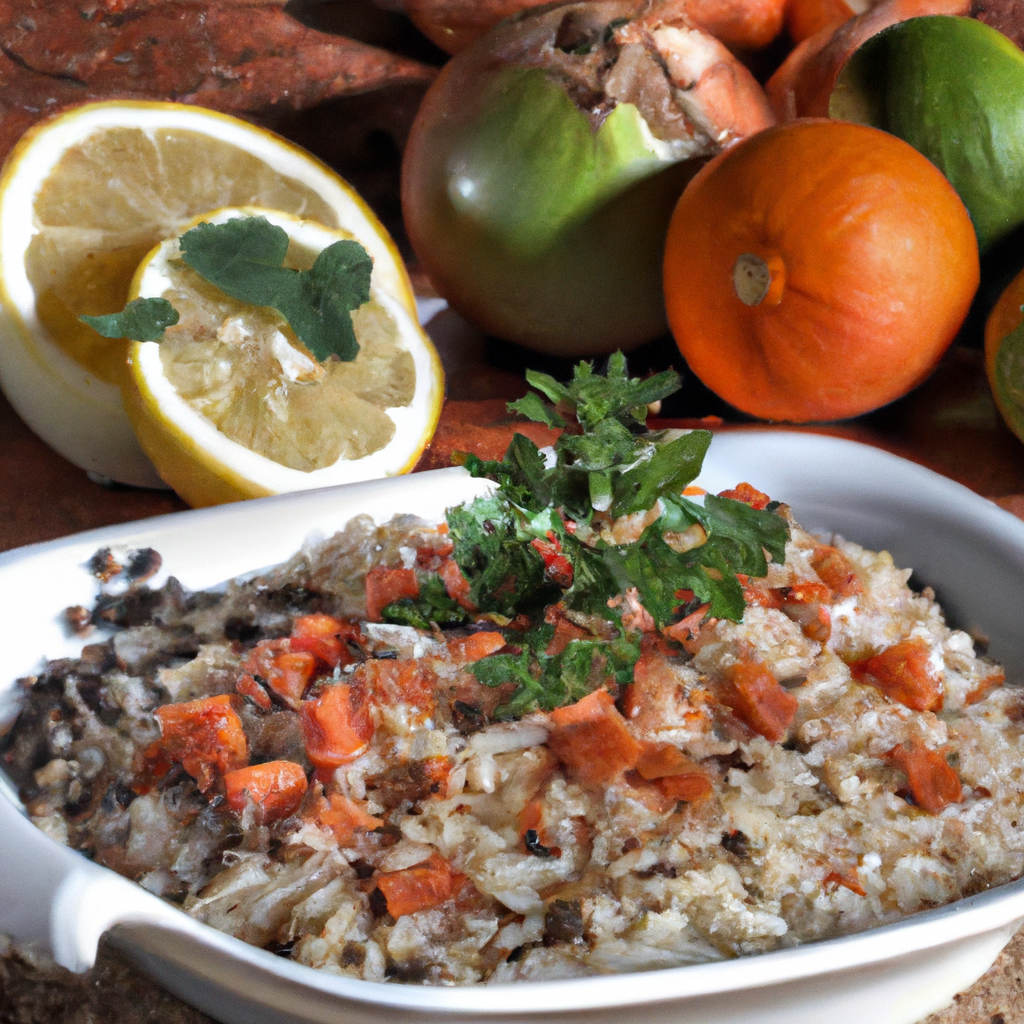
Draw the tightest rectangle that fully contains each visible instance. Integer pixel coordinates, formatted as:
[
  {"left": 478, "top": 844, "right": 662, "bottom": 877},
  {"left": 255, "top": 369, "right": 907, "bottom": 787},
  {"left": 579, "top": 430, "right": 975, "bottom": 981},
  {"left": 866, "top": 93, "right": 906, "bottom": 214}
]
[
  {"left": 79, "top": 215, "right": 373, "bottom": 361},
  {"left": 383, "top": 354, "right": 790, "bottom": 717}
]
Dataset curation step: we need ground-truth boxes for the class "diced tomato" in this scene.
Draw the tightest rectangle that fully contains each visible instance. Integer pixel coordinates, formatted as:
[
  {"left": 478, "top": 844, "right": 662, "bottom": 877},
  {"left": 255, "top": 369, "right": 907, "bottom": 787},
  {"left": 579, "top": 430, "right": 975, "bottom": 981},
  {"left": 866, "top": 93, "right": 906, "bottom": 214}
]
[
  {"left": 362, "top": 658, "right": 436, "bottom": 719},
  {"left": 635, "top": 742, "right": 713, "bottom": 803},
  {"left": 885, "top": 739, "right": 962, "bottom": 813},
  {"left": 547, "top": 688, "right": 640, "bottom": 787},
  {"left": 299, "top": 683, "right": 374, "bottom": 771},
  {"left": 850, "top": 638, "right": 943, "bottom": 712},
  {"left": 447, "top": 631, "right": 507, "bottom": 665},
  {"left": 823, "top": 868, "right": 866, "bottom": 897},
  {"left": 778, "top": 583, "right": 832, "bottom": 643},
  {"left": 236, "top": 673, "right": 273, "bottom": 711},
  {"left": 376, "top": 853, "right": 462, "bottom": 918},
  {"left": 365, "top": 566, "right": 420, "bottom": 622},
  {"left": 721, "top": 660, "right": 798, "bottom": 743},
  {"left": 315, "top": 792, "right": 383, "bottom": 845},
  {"left": 810, "top": 544, "right": 863, "bottom": 599},
  {"left": 530, "top": 532, "right": 573, "bottom": 589},
  {"left": 717, "top": 482, "right": 771, "bottom": 509},
  {"left": 155, "top": 694, "right": 249, "bottom": 793},
  {"left": 223, "top": 760, "right": 308, "bottom": 824},
  {"left": 416, "top": 537, "right": 455, "bottom": 568},
  {"left": 438, "top": 558, "right": 478, "bottom": 613},
  {"left": 544, "top": 614, "right": 589, "bottom": 656},
  {"left": 421, "top": 755, "right": 452, "bottom": 798},
  {"left": 289, "top": 614, "right": 360, "bottom": 669}
]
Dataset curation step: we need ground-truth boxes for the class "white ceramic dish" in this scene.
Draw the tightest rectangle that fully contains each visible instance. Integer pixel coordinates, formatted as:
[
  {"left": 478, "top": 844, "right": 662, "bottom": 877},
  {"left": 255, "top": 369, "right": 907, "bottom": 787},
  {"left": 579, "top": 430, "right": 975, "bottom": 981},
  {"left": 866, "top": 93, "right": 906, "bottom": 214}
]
[{"left": 3, "top": 430, "right": 1024, "bottom": 1024}]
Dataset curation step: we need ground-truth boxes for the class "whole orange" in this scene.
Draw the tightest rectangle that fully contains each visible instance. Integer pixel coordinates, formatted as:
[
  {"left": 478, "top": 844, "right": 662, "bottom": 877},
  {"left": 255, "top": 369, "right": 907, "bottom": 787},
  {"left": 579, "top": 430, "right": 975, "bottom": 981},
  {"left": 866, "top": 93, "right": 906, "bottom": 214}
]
[{"left": 662, "top": 119, "right": 979, "bottom": 422}]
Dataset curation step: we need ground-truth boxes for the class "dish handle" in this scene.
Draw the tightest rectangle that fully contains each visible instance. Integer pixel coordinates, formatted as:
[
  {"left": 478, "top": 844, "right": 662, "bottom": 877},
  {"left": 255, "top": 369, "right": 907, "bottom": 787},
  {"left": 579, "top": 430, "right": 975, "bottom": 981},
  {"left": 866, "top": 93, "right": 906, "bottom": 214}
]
[{"left": 0, "top": 801, "right": 186, "bottom": 971}]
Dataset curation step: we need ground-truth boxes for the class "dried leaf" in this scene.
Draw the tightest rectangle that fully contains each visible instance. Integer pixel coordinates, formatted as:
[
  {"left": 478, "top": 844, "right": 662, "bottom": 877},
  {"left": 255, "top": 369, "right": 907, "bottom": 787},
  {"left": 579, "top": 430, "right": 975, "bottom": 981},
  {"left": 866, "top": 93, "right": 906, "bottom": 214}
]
[{"left": 0, "top": 0, "right": 437, "bottom": 164}]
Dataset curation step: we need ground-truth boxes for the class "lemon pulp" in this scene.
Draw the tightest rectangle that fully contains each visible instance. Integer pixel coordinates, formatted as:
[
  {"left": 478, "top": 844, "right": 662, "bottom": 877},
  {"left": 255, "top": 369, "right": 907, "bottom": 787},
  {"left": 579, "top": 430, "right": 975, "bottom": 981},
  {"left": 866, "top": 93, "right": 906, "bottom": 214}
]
[
  {"left": 25, "top": 127, "right": 338, "bottom": 387},
  {"left": 155, "top": 246, "right": 415, "bottom": 473}
]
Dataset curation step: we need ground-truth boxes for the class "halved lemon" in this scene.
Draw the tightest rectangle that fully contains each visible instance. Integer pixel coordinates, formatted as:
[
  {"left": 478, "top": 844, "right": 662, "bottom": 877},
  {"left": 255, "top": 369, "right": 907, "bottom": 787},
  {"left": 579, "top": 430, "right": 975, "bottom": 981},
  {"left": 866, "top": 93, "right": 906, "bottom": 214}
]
[
  {"left": 124, "top": 207, "right": 444, "bottom": 507},
  {"left": 0, "top": 100, "right": 418, "bottom": 486}
]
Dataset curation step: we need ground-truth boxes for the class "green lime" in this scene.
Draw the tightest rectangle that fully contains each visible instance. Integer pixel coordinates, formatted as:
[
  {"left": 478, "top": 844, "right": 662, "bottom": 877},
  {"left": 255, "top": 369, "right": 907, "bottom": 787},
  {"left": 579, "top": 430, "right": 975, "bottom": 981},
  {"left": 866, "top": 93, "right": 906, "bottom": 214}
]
[{"left": 830, "top": 16, "right": 1024, "bottom": 253}]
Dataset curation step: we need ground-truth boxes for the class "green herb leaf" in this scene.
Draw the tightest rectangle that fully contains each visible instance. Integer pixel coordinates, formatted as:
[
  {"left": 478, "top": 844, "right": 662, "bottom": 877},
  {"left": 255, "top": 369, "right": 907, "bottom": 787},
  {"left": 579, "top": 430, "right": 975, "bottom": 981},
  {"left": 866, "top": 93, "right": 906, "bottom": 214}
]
[
  {"left": 80, "top": 298, "right": 179, "bottom": 341},
  {"left": 507, "top": 391, "right": 566, "bottom": 429},
  {"left": 447, "top": 495, "right": 551, "bottom": 618},
  {"left": 382, "top": 572, "right": 468, "bottom": 629},
  {"left": 448, "top": 354, "right": 791, "bottom": 716},
  {"left": 178, "top": 216, "right": 372, "bottom": 361}
]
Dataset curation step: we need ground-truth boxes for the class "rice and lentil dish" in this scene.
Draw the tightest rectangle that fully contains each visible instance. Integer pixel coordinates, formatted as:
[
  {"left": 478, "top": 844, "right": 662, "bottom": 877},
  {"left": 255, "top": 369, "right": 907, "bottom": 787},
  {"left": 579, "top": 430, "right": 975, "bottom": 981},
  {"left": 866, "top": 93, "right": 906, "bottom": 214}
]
[{"left": 2, "top": 362, "right": 1022, "bottom": 986}]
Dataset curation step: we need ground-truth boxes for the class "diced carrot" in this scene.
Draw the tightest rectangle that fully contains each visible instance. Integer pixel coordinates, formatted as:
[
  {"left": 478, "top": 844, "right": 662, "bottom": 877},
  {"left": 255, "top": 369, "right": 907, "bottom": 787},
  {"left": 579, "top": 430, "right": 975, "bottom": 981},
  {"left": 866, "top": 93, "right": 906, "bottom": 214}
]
[
  {"left": 236, "top": 673, "right": 273, "bottom": 711},
  {"left": 242, "top": 640, "right": 317, "bottom": 709},
  {"left": 682, "top": 485, "right": 707, "bottom": 496},
  {"left": 779, "top": 583, "right": 832, "bottom": 642},
  {"left": 270, "top": 651, "right": 318, "bottom": 708},
  {"left": 447, "top": 631, "right": 507, "bottom": 664},
  {"left": 717, "top": 482, "right": 771, "bottom": 509},
  {"left": 780, "top": 581, "right": 831, "bottom": 605},
  {"left": 635, "top": 742, "right": 714, "bottom": 803},
  {"left": 362, "top": 658, "right": 436, "bottom": 719},
  {"left": 721, "top": 660, "right": 798, "bottom": 743},
  {"left": 657, "top": 773, "right": 715, "bottom": 802},
  {"left": 155, "top": 694, "right": 249, "bottom": 793},
  {"left": 637, "top": 750, "right": 713, "bottom": 800},
  {"left": 544, "top": 615, "right": 589, "bottom": 656},
  {"left": 547, "top": 688, "right": 640, "bottom": 787},
  {"left": 810, "top": 544, "right": 863, "bottom": 599},
  {"left": 850, "top": 638, "right": 943, "bottom": 713},
  {"left": 518, "top": 798, "right": 545, "bottom": 843},
  {"left": 365, "top": 566, "right": 420, "bottom": 622},
  {"left": 299, "top": 683, "right": 374, "bottom": 771},
  {"left": 966, "top": 667, "right": 1005, "bottom": 706},
  {"left": 376, "top": 852, "right": 462, "bottom": 918},
  {"left": 823, "top": 868, "right": 866, "bottom": 897},
  {"left": 438, "top": 558, "right": 478, "bottom": 613},
  {"left": 315, "top": 792, "right": 383, "bottom": 845},
  {"left": 736, "top": 574, "right": 783, "bottom": 609},
  {"left": 885, "top": 739, "right": 962, "bottom": 814},
  {"left": 223, "top": 760, "right": 308, "bottom": 824},
  {"left": 663, "top": 603, "right": 711, "bottom": 652},
  {"left": 289, "top": 613, "right": 360, "bottom": 668}
]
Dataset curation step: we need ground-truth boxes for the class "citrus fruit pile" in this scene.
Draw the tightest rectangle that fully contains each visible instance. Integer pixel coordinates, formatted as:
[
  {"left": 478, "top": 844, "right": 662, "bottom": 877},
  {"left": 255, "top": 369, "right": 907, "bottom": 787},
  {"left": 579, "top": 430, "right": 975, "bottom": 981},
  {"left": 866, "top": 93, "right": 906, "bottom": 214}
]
[{"left": 0, "top": 100, "right": 443, "bottom": 505}]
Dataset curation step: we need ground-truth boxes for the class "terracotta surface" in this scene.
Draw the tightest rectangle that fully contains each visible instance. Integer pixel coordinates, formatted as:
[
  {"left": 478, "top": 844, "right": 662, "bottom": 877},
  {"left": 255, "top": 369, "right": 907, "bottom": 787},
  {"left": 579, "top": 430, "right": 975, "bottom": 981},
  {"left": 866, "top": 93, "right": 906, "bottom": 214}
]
[{"left": 2, "top": 329, "right": 1024, "bottom": 1021}]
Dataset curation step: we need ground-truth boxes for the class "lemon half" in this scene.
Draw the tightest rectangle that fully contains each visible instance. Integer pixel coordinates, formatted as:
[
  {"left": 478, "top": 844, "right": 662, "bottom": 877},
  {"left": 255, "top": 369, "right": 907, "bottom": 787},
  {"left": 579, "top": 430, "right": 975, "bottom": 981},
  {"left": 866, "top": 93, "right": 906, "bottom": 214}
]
[
  {"left": 124, "top": 208, "right": 443, "bottom": 507},
  {"left": 0, "top": 100, "right": 418, "bottom": 486}
]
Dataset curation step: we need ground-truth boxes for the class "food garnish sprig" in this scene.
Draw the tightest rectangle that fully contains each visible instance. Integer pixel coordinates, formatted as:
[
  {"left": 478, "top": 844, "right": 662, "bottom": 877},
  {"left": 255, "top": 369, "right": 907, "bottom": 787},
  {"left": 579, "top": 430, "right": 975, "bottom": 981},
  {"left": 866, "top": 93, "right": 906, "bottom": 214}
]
[{"left": 382, "top": 354, "right": 790, "bottom": 716}]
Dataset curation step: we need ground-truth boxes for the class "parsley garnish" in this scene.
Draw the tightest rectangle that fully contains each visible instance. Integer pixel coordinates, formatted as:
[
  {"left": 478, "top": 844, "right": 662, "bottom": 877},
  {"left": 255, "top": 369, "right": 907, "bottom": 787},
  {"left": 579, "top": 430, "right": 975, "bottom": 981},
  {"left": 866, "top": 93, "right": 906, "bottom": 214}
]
[
  {"left": 78, "top": 216, "right": 372, "bottom": 360},
  {"left": 81, "top": 297, "right": 179, "bottom": 342},
  {"left": 393, "top": 353, "right": 790, "bottom": 717}
]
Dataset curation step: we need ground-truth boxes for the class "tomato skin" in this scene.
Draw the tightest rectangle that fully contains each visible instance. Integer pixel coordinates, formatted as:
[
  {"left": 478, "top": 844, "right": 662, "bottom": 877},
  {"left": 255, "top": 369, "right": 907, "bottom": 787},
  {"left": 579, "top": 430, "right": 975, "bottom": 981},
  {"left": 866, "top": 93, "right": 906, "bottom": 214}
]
[{"left": 401, "top": 27, "right": 694, "bottom": 356}]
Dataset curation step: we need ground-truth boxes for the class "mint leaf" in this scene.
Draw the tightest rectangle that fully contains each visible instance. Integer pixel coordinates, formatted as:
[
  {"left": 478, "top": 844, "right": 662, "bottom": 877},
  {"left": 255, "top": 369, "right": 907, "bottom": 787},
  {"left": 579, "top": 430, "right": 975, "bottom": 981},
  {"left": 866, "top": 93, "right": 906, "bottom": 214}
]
[
  {"left": 178, "top": 216, "right": 372, "bottom": 361},
  {"left": 80, "top": 298, "right": 179, "bottom": 341}
]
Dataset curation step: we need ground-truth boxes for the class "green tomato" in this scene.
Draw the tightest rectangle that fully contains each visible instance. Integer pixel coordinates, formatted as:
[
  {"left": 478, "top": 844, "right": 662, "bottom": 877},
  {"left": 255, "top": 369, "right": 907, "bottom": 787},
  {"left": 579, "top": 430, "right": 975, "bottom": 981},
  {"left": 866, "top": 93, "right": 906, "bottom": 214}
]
[
  {"left": 401, "top": 1, "right": 772, "bottom": 356},
  {"left": 830, "top": 16, "right": 1024, "bottom": 253}
]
